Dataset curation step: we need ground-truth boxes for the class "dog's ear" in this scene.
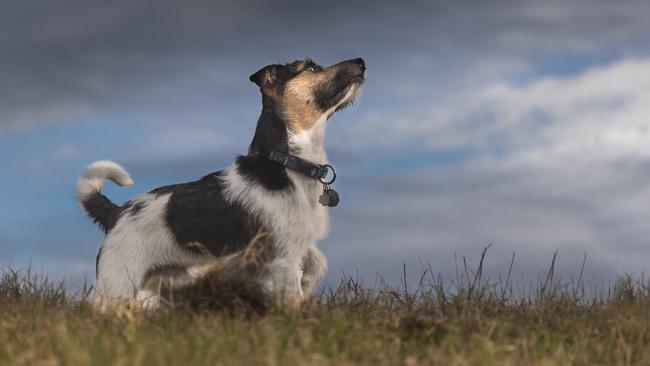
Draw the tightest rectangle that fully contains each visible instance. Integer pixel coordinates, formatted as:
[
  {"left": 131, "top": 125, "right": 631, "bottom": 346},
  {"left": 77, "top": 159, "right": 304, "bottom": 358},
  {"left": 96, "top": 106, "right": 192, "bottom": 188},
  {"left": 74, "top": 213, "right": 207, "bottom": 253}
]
[{"left": 249, "top": 65, "right": 278, "bottom": 89}]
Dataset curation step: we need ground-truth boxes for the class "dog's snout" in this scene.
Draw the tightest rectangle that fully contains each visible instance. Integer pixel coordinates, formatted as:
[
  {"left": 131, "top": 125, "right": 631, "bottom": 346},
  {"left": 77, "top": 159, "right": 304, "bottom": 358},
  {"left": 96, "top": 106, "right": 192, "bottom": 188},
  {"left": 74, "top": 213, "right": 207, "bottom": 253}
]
[{"left": 352, "top": 58, "right": 365, "bottom": 72}]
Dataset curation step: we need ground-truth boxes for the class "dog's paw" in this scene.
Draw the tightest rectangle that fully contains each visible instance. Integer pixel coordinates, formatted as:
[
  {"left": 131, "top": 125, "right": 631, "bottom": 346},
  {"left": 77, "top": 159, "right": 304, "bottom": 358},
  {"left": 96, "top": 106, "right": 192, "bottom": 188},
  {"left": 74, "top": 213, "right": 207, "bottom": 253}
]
[{"left": 134, "top": 289, "right": 160, "bottom": 310}]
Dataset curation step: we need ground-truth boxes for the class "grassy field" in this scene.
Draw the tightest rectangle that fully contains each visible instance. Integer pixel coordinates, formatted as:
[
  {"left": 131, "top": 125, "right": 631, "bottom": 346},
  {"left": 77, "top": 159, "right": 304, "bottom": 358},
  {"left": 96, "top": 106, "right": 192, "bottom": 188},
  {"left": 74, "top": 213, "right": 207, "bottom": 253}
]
[{"left": 2, "top": 254, "right": 650, "bottom": 365}]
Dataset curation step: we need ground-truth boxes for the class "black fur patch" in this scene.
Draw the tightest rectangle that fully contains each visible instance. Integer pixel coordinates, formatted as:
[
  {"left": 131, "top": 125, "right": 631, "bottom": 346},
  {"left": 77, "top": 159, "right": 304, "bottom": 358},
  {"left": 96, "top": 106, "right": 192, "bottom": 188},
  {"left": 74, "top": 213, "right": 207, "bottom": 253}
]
[
  {"left": 236, "top": 155, "right": 292, "bottom": 191},
  {"left": 248, "top": 108, "right": 290, "bottom": 154},
  {"left": 82, "top": 191, "right": 120, "bottom": 233},
  {"left": 154, "top": 172, "right": 263, "bottom": 257},
  {"left": 242, "top": 107, "right": 292, "bottom": 191}
]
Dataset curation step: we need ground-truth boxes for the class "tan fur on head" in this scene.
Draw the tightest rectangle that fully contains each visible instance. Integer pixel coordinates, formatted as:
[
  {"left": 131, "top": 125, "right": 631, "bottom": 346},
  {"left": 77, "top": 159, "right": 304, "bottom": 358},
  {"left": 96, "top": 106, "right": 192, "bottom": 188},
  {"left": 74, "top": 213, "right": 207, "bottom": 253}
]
[
  {"left": 250, "top": 58, "right": 364, "bottom": 134},
  {"left": 282, "top": 68, "right": 335, "bottom": 133}
]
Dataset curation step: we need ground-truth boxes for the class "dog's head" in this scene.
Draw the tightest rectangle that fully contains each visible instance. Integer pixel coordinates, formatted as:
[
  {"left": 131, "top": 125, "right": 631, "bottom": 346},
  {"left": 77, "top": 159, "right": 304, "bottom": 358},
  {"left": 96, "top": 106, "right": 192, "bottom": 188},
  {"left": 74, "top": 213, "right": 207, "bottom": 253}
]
[{"left": 249, "top": 57, "right": 365, "bottom": 133}]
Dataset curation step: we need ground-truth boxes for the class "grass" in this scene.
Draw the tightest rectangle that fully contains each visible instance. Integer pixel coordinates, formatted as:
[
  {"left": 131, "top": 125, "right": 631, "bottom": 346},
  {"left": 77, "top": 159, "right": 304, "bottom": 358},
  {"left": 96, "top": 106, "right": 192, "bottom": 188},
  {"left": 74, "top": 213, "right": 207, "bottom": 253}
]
[{"left": 2, "top": 251, "right": 650, "bottom": 365}]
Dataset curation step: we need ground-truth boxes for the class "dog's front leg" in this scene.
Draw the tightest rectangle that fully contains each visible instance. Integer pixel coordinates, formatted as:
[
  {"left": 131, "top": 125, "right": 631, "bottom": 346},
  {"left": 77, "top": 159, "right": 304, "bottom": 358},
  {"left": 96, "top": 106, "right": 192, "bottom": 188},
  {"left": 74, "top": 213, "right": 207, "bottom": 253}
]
[
  {"left": 266, "top": 258, "right": 304, "bottom": 307},
  {"left": 301, "top": 245, "right": 327, "bottom": 296}
]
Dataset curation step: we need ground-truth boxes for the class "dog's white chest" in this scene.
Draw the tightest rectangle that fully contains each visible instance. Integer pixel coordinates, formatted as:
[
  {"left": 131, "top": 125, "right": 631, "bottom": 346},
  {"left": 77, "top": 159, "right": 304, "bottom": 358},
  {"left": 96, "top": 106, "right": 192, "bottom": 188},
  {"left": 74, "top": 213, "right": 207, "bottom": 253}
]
[
  {"left": 281, "top": 172, "right": 330, "bottom": 247},
  {"left": 223, "top": 166, "right": 329, "bottom": 252}
]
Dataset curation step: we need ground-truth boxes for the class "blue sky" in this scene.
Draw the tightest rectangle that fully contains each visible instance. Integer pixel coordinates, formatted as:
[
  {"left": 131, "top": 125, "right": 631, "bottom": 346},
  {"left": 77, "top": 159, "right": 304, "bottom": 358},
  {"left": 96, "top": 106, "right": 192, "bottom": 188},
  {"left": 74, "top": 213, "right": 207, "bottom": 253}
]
[{"left": 2, "top": 0, "right": 650, "bottom": 289}]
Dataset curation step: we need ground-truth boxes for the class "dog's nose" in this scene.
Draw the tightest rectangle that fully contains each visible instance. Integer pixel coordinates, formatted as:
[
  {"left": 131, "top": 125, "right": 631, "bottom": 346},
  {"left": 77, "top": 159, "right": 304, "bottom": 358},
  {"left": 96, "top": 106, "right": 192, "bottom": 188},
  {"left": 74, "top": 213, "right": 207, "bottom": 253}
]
[{"left": 352, "top": 57, "right": 365, "bottom": 72}]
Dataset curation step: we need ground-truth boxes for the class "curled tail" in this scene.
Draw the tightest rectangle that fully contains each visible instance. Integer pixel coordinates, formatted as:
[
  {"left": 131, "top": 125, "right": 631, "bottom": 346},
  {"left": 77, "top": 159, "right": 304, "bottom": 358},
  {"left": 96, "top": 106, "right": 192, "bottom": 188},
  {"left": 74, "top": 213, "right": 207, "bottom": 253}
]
[{"left": 77, "top": 160, "right": 133, "bottom": 233}]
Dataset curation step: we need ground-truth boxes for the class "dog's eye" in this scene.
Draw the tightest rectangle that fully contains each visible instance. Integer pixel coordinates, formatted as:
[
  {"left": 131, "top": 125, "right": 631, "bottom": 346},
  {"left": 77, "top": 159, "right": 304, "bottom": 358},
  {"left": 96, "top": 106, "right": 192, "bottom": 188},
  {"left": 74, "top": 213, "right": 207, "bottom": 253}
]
[{"left": 305, "top": 65, "right": 319, "bottom": 73}]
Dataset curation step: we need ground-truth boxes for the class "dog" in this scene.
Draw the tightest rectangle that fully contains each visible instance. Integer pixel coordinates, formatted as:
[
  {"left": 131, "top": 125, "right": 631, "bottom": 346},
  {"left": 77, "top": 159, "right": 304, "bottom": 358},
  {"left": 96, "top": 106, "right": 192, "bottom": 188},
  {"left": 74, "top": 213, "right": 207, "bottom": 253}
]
[{"left": 76, "top": 57, "right": 365, "bottom": 307}]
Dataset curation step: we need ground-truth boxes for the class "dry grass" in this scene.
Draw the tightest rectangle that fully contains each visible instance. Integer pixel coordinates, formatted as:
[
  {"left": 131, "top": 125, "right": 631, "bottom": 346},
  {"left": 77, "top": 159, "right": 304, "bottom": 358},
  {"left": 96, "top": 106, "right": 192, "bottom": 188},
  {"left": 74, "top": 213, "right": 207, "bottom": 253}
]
[{"left": 2, "top": 251, "right": 650, "bottom": 365}]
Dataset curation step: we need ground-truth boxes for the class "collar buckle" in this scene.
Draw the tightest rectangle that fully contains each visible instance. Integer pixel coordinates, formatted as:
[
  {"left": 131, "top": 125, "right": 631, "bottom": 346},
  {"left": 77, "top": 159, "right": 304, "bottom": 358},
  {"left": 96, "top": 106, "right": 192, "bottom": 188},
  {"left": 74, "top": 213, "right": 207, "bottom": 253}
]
[{"left": 317, "top": 164, "right": 336, "bottom": 185}]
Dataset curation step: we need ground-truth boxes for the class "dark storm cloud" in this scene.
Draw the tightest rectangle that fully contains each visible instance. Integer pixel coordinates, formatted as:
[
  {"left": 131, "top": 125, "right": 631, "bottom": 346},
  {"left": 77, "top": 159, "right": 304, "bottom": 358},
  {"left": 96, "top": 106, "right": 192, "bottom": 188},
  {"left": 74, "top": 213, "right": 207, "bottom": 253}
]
[{"left": 2, "top": 0, "right": 650, "bottom": 133}]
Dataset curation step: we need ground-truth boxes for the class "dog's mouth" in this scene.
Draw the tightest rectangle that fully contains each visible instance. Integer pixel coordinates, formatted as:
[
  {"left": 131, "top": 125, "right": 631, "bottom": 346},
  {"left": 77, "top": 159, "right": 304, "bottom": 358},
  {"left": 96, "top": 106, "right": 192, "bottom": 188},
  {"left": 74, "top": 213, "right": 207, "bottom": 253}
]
[
  {"left": 314, "top": 68, "right": 365, "bottom": 114},
  {"left": 350, "top": 74, "right": 365, "bottom": 84},
  {"left": 332, "top": 78, "right": 363, "bottom": 112},
  {"left": 337, "top": 74, "right": 364, "bottom": 96}
]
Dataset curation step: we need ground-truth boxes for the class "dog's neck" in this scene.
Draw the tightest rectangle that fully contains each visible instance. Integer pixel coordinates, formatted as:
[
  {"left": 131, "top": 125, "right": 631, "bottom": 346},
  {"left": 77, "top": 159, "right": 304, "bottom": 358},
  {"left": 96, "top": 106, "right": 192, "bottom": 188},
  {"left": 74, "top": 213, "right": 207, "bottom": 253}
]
[
  {"left": 248, "top": 106, "right": 327, "bottom": 165},
  {"left": 288, "top": 114, "right": 328, "bottom": 165},
  {"left": 238, "top": 106, "right": 328, "bottom": 192},
  {"left": 248, "top": 107, "right": 290, "bottom": 155}
]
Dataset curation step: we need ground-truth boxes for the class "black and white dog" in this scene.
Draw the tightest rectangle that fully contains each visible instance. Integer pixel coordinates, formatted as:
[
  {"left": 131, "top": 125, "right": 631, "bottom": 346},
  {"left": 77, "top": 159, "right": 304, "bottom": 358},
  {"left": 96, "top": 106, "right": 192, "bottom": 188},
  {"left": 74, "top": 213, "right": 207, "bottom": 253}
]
[{"left": 77, "top": 57, "right": 365, "bottom": 306}]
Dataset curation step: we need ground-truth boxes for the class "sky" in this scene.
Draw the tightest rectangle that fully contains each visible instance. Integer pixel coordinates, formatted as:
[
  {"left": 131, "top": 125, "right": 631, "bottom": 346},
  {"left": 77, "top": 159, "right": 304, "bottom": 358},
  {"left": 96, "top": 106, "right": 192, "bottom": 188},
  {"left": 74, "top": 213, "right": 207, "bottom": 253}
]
[{"left": 2, "top": 0, "right": 650, "bottom": 290}]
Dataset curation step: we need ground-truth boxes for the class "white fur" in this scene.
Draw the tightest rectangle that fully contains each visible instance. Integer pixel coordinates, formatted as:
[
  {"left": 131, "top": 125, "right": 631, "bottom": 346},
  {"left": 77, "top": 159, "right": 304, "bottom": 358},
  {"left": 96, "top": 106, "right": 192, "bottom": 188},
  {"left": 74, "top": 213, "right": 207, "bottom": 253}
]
[
  {"left": 94, "top": 193, "right": 209, "bottom": 301},
  {"left": 301, "top": 247, "right": 328, "bottom": 294},
  {"left": 77, "top": 160, "right": 133, "bottom": 201}
]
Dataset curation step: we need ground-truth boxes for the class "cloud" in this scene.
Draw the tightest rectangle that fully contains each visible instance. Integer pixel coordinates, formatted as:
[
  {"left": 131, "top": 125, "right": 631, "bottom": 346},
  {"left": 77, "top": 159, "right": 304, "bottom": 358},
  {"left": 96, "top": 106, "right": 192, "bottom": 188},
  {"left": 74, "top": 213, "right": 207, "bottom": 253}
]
[
  {"left": 475, "top": 59, "right": 650, "bottom": 165},
  {"left": 2, "top": 0, "right": 650, "bottom": 134},
  {"left": 3, "top": 0, "right": 650, "bottom": 286},
  {"left": 322, "top": 58, "right": 650, "bottom": 284},
  {"left": 337, "top": 58, "right": 650, "bottom": 159}
]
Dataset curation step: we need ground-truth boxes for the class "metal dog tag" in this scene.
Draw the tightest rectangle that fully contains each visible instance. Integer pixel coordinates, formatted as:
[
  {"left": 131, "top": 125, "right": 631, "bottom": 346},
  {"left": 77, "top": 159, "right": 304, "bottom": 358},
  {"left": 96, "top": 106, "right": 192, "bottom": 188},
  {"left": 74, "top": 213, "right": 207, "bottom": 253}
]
[{"left": 319, "top": 185, "right": 340, "bottom": 207}]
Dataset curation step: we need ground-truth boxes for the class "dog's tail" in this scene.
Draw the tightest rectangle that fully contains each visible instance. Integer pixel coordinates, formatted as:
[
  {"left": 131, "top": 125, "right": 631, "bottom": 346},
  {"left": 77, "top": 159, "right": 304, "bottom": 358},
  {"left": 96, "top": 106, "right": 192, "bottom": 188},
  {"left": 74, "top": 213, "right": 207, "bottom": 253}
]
[{"left": 76, "top": 160, "right": 133, "bottom": 233}]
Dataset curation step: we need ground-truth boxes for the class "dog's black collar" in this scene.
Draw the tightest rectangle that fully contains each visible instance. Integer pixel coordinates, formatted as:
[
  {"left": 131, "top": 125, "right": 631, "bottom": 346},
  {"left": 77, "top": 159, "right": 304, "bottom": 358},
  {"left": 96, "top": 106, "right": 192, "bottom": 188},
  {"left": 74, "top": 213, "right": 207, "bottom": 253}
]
[{"left": 253, "top": 150, "right": 336, "bottom": 184}]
